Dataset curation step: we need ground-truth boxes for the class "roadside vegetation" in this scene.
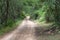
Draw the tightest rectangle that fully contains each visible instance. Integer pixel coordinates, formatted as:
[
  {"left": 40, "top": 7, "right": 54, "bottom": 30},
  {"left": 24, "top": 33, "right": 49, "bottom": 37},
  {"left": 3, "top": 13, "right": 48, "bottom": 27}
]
[{"left": 0, "top": 0, "right": 60, "bottom": 36}]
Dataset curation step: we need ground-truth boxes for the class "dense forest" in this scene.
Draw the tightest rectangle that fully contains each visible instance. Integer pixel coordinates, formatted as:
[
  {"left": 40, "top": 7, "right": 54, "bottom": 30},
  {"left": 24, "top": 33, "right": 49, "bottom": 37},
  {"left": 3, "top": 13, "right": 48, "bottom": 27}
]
[{"left": 0, "top": 0, "right": 60, "bottom": 35}]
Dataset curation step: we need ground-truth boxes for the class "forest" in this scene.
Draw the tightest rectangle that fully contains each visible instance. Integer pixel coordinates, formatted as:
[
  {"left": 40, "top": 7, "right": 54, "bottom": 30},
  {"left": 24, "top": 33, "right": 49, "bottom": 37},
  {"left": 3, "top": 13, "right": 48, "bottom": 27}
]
[{"left": 0, "top": 0, "right": 60, "bottom": 40}]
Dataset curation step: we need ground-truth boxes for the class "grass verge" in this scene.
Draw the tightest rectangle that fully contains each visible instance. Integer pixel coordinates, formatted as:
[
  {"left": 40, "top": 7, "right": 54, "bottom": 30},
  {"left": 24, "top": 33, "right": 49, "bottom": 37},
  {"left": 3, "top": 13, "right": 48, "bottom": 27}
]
[{"left": 0, "top": 20, "right": 22, "bottom": 36}]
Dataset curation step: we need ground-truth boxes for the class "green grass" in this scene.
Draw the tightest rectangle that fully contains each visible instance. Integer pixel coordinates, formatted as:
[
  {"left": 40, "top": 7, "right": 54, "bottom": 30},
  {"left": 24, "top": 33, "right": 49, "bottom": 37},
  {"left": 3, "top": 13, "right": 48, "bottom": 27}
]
[
  {"left": 0, "top": 20, "right": 22, "bottom": 35},
  {"left": 38, "top": 34, "right": 60, "bottom": 40}
]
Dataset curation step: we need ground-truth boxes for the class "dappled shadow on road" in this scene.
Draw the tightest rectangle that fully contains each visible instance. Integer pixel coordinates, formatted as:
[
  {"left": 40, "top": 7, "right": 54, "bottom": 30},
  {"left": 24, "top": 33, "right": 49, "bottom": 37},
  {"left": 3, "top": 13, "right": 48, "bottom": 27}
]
[{"left": 1, "top": 20, "right": 60, "bottom": 40}]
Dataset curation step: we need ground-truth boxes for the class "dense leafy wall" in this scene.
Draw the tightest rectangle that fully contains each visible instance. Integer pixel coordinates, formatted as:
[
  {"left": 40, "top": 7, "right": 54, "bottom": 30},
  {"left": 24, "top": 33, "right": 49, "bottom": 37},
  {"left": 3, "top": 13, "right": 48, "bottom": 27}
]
[{"left": 0, "top": 0, "right": 60, "bottom": 31}]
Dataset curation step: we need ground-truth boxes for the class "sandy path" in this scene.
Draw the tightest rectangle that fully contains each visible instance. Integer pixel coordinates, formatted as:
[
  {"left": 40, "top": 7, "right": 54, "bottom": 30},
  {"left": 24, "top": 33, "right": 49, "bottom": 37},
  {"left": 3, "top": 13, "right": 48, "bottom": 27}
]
[{"left": 0, "top": 20, "right": 38, "bottom": 40}]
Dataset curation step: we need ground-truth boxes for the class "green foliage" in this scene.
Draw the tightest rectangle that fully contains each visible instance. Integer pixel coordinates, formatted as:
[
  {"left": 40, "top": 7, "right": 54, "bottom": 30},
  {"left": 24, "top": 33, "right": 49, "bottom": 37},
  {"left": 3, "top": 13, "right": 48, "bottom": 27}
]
[{"left": 0, "top": 0, "right": 60, "bottom": 35}]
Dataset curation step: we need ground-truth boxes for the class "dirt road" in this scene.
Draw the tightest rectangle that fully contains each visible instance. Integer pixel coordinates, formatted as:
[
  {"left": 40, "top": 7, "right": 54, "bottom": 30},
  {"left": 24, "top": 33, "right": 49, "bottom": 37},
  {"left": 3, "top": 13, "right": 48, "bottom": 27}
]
[{"left": 0, "top": 20, "right": 38, "bottom": 40}]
